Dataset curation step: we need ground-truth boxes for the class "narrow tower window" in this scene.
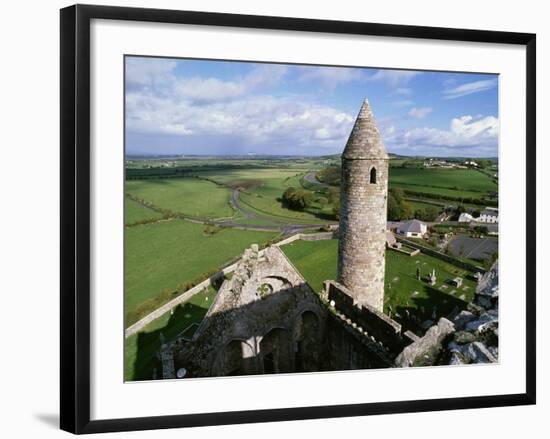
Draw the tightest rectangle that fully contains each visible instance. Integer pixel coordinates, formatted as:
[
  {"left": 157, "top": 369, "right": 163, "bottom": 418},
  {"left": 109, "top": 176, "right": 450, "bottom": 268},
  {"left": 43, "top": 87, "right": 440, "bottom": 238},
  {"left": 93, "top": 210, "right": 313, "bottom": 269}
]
[{"left": 370, "top": 167, "right": 377, "bottom": 184}]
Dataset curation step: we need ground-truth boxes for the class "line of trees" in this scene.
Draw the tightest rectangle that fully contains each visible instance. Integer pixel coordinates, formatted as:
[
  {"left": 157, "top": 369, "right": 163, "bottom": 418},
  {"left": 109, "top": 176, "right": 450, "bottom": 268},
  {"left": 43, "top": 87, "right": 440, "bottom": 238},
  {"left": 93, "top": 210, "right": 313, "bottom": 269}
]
[
  {"left": 388, "top": 188, "right": 412, "bottom": 221},
  {"left": 388, "top": 188, "right": 441, "bottom": 221},
  {"left": 402, "top": 189, "right": 498, "bottom": 207}
]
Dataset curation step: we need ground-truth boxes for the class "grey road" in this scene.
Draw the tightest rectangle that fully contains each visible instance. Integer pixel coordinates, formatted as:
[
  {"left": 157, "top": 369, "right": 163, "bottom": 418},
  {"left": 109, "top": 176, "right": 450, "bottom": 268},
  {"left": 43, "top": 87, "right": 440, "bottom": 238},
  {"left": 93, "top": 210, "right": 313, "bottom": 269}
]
[
  {"left": 213, "top": 189, "right": 334, "bottom": 234},
  {"left": 303, "top": 171, "right": 330, "bottom": 189}
]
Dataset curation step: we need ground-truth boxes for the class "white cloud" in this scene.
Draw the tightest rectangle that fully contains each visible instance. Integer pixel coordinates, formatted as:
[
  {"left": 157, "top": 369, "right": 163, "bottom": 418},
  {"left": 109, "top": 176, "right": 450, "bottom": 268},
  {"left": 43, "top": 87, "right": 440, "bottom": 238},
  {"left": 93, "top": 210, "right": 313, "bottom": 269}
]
[
  {"left": 244, "top": 64, "right": 288, "bottom": 89},
  {"left": 125, "top": 58, "right": 177, "bottom": 86},
  {"left": 408, "top": 107, "right": 433, "bottom": 119},
  {"left": 443, "top": 77, "right": 457, "bottom": 87},
  {"left": 443, "top": 78, "right": 497, "bottom": 99},
  {"left": 126, "top": 91, "right": 354, "bottom": 149},
  {"left": 125, "top": 60, "right": 357, "bottom": 151},
  {"left": 384, "top": 115, "right": 498, "bottom": 155},
  {"left": 367, "top": 70, "right": 420, "bottom": 88},
  {"left": 174, "top": 65, "right": 288, "bottom": 103},
  {"left": 175, "top": 77, "right": 245, "bottom": 103}
]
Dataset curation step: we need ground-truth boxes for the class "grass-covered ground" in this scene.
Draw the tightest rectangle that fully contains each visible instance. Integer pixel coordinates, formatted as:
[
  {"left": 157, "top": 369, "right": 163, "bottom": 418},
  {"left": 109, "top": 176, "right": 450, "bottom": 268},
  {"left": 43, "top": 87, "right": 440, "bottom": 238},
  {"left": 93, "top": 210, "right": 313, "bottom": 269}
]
[
  {"left": 200, "top": 168, "right": 334, "bottom": 224},
  {"left": 125, "top": 196, "right": 163, "bottom": 225},
  {"left": 282, "top": 238, "right": 477, "bottom": 331},
  {"left": 125, "top": 178, "right": 234, "bottom": 218},
  {"left": 389, "top": 168, "right": 497, "bottom": 199},
  {"left": 125, "top": 286, "right": 217, "bottom": 381},
  {"left": 282, "top": 239, "right": 338, "bottom": 292},
  {"left": 125, "top": 219, "right": 279, "bottom": 318},
  {"left": 406, "top": 199, "right": 444, "bottom": 214}
]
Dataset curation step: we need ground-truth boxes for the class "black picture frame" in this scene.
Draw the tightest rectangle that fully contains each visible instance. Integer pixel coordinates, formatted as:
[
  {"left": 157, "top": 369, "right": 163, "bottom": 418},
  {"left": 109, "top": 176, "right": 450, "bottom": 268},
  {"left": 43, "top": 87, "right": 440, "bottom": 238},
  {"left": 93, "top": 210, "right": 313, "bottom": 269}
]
[{"left": 60, "top": 4, "right": 536, "bottom": 434}]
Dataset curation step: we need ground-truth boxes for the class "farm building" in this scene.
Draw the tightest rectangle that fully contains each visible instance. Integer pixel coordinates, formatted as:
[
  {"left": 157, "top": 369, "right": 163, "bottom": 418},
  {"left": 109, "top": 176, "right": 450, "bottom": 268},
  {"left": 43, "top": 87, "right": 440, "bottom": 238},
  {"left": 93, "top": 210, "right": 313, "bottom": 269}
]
[
  {"left": 458, "top": 212, "right": 474, "bottom": 223},
  {"left": 397, "top": 219, "right": 427, "bottom": 238},
  {"left": 478, "top": 207, "right": 499, "bottom": 223}
]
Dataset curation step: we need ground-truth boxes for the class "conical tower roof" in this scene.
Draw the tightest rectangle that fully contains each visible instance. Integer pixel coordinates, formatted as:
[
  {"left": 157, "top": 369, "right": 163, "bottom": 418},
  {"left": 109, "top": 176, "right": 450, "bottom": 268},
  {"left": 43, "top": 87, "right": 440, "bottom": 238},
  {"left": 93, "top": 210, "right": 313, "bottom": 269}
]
[{"left": 342, "top": 99, "right": 388, "bottom": 160}]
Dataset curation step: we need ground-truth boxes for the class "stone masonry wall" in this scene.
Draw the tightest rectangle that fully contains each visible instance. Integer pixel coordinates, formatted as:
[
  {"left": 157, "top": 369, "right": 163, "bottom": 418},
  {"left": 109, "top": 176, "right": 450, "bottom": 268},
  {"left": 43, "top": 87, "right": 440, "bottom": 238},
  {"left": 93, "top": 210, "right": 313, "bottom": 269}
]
[
  {"left": 170, "top": 246, "right": 328, "bottom": 378},
  {"left": 326, "top": 280, "right": 407, "bottom": 352},
  {"left": 337, "top": 157, "right": 388, "bottom": 311}
]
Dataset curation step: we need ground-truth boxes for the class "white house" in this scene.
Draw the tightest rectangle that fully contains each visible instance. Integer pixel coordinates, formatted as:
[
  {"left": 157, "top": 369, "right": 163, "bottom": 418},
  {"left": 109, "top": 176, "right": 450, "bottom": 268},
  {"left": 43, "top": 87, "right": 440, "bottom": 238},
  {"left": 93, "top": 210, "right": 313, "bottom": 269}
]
[
  {"left": 458, "top": 212, "right": 474, "bottom": 223},
  {"left": 397, "top": 219, "right": 428, "bottom": 238},
  {"left": 478, "top": 207, "right": 499, "bottom": 223}
]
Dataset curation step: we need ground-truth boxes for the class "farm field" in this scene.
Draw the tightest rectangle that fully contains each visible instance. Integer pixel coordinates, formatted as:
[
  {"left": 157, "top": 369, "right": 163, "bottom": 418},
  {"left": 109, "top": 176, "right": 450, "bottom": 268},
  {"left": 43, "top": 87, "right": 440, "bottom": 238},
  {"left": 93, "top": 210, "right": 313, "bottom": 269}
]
[
  {"left": 391, "top": 183, "right": 485, "bottom": 199},
  {"left": 200, "top": 167, "right": 335, "bottom": 224},
  {"left": 125, "top": 286, "right": 217, "bottom": 381},
  {"left": 389, "top": 168, "right": 497, "bottom": 199},
  {"left": 238, "top": 191, "right": 330, "bottom": 224},
  {"left": 198, "top": 167, "right": 312, "bottom": 183},
  {"left": 125, "top": 178, "right": 234, "bottom": 218},
  {"left": 125, "top": 196, "right": 163, "bottom": 225},
  {"left": 282, "top": 238, "right": 477, "bottom": 330},
  {"left": 125, "top": 219, "right": 279, "bottom": 318},
  {"left": 406, "top": 199, "right": 444, "bottom": 214},
  {"left": 123, "top": 158, "right": 495, "bottom": 368}
]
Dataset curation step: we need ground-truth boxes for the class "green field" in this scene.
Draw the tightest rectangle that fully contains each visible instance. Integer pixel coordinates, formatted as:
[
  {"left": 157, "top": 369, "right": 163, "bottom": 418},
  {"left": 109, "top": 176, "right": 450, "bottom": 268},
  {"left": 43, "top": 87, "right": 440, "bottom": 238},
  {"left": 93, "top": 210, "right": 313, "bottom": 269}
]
[
  {"left": 125, "top": 196, "right": 163, "bottom": 225},
  {"left": 198, "top": 167, "right": 334, "bottom": 224},
  {"left": 198, "top": 167, "right": 311, "bottom": 183},
  {"left": 407, "top": 199, "right": 444, "bottom": 213},
  {"left": 125, "top": 178, "right": 234, "bottom": 218},
  {"left": 125, "top": 219, "right": 278, "bottom": 317},
  {"left": 123, "top": 157, "right": 493, "bottom": 379},
  {"left": 389, "top": 168, "right": 497, "bottom": 199},
  {"left": 125, "top": 286, "right": 217, "bottom": 381},
  {"left": 282, "top": 239, "right": 476, "bottom": 330},
  {"left": 282, "top": 239, "right": 338, "bottom": 292}
]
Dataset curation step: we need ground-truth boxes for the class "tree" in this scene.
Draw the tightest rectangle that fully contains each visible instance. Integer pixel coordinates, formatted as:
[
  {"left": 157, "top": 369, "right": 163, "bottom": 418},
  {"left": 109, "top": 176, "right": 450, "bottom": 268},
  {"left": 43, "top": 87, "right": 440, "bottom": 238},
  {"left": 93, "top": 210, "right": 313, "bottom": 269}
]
[
  {"left": 477, "top": 159, "right": 492, "bottom": 168},
  {"left": 387, "top": 188, "right": 413, "bottom": 220},
  {"left": 327, "top": 187, "right": 340, "bottom": 204},
  {"left": 387, "top": 193, "right": 401, "bottom": 221},
  {"left": 390, "top": 187, "right": 405, "bottom": 205},
  {"left": 281, "top": 187, "right": 313, "bottom": 211},
  {"left": 473, "top": 225, "right": 489, "bottom": 235},
  {"left": 415, "top": 206, "right": 439, "bottom": 221},
  {"left": 400, "top": 200, "right": 414, "bottom": 219},
  {"left": 332, "top": 198, "right": 340, "bottom": 219},
  {"left": 327, "top": 187, "right": 341, "bottom": 219}
]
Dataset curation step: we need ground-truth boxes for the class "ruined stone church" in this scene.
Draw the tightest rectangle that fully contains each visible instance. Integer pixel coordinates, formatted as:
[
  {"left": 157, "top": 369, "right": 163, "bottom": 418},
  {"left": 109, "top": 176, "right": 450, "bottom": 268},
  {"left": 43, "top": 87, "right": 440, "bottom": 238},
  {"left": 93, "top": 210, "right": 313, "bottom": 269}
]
[{"left": 159, "top": 99, "right": 498, "bottom": 379}]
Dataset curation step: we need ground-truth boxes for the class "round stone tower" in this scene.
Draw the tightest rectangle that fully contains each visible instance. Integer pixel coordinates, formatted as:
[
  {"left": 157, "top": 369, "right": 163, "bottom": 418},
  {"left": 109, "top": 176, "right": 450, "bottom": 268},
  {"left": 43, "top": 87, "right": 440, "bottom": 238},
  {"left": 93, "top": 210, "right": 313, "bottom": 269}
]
[{"left": 337, "top": 99, "right": 389, "bottom": 312}]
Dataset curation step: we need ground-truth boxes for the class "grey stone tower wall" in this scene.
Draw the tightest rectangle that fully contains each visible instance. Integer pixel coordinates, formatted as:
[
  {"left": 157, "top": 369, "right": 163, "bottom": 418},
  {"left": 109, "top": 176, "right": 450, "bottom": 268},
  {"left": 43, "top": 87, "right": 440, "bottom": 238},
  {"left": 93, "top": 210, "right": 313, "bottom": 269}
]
[{"left": 337, "top": 99, "right": 388, "bottom": 312}]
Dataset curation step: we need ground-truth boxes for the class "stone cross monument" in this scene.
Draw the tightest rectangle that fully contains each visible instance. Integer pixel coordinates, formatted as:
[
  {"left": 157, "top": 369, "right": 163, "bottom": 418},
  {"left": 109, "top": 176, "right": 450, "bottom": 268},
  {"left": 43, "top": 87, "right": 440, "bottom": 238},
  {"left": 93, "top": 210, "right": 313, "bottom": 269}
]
[{"left": 337, "top": 99, "right": 389, "bottom": 312}]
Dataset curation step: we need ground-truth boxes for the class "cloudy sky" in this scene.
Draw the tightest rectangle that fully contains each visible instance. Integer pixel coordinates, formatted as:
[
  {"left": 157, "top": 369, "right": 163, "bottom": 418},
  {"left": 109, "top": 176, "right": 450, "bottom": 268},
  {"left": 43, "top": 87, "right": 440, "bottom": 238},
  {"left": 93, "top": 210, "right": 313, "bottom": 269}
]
[{"left": 125, "top": 56, "right": 498, "bottom": 157}]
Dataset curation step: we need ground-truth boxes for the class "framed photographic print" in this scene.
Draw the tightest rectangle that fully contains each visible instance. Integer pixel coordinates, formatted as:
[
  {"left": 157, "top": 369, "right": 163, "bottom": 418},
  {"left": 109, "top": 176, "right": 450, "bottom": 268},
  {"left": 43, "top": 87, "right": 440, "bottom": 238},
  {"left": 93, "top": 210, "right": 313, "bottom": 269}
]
[{"left": 60, "top": 4, "right": 536, "bottom": 434}]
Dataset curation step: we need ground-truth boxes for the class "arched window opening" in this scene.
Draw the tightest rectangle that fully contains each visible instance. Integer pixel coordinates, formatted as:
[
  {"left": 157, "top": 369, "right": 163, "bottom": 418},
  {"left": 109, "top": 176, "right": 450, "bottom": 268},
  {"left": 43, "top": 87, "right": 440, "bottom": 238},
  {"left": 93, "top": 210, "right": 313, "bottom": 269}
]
[
  {"left": 370, "top": 167, "right": 377, "bottom": 184},
  {"left": 260, "top": 328, "right": 291, "bottom": 374}
]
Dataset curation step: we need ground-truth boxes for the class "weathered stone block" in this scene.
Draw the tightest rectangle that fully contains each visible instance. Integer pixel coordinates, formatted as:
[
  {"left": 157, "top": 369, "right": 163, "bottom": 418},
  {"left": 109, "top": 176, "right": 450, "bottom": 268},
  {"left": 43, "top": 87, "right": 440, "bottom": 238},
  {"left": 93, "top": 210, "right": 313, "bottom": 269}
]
[{"left": 395, "top": 318, "right": 455, "bottom": 367}]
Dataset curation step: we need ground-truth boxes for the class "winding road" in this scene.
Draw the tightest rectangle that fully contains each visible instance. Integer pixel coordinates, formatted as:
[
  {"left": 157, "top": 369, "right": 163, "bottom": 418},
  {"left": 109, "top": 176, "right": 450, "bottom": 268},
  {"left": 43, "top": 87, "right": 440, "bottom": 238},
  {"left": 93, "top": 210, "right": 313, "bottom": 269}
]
[
  {"left": 128, "top": 171, "right": 336, "bottom": 234},
  {"left": 214, "top": 189, "right": 334, "bottom": 234},
  {"left": 303, "top": 171, "right": 330, "bottom": 189}
]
